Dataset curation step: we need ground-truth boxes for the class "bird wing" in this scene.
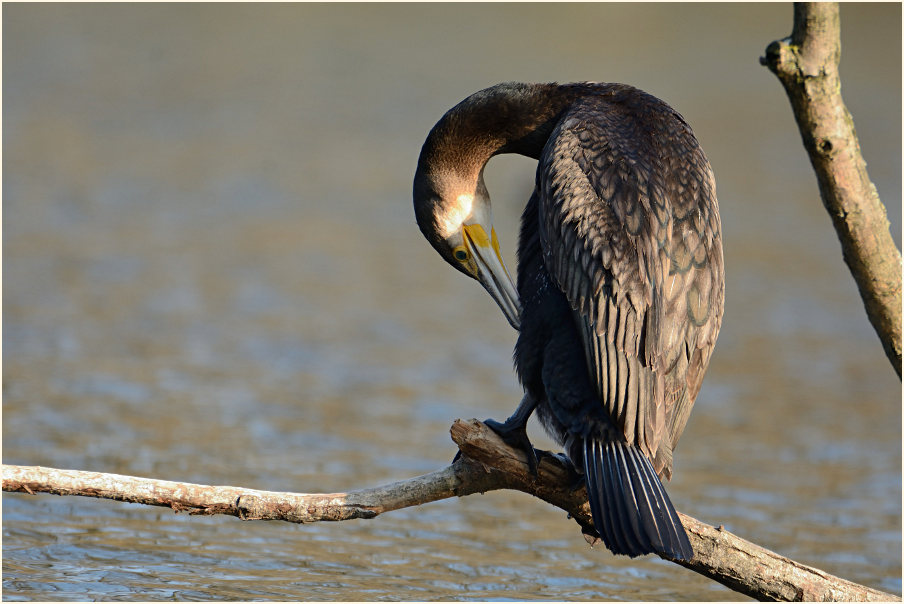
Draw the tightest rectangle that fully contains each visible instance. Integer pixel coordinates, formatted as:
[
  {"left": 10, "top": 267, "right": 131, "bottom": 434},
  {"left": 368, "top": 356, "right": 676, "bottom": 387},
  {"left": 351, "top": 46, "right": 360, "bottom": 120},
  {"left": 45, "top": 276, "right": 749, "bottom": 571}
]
[{"left": 537, "top": 88, "right": 724, "bottom": 477}]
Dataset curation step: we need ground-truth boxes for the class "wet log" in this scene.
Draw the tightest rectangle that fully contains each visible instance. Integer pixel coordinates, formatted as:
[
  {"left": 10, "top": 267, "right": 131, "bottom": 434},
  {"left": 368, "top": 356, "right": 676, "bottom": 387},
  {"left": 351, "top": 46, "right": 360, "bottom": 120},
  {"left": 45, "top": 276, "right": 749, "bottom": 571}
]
[
  {"left": 760, "top": 2, "right": 902, "bottom": 377},
  {"left": 4, "top": 419, "right": 898, "bottom": 602}
]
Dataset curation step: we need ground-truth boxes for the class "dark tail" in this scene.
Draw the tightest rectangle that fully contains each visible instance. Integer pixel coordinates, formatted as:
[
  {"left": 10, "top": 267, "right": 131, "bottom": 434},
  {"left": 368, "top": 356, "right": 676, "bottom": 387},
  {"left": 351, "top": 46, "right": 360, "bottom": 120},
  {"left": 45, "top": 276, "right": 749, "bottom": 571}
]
[{"left": 583, "top": 437, "right": 694, "bottom": 560}]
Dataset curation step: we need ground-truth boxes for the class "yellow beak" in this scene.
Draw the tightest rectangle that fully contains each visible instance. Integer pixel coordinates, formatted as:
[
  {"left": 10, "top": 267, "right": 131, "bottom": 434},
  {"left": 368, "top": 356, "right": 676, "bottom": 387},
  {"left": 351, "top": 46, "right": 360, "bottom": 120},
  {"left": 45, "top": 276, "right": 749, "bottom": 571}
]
[{"left": 462, "top": 223, "right": 521, "bottom": 330}]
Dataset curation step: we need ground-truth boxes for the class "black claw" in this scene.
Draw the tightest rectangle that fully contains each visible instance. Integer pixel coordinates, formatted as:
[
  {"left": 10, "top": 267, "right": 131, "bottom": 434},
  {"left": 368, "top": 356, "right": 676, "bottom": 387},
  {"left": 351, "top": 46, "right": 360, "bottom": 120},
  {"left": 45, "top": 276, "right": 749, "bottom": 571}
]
[
  {"left": 582, "top": 524, "right": 603, "bottom": 547},
  {"left": 484, "top": 417, "right": 539, "bottom": 475}
]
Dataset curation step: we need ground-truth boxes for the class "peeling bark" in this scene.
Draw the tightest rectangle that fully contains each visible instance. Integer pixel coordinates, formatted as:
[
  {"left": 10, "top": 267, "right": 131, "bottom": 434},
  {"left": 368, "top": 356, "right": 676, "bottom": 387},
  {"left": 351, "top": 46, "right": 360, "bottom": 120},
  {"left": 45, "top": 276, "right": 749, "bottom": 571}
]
[{"left": 761, "top": 2, "right": 902, "bottom": 377}]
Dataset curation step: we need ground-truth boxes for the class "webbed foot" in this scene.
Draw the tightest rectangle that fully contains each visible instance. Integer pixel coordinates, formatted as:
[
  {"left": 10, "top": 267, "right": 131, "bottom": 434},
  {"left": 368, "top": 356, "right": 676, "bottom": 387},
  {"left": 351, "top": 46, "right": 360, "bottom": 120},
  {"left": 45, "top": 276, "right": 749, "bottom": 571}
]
[
  {"left": 558, "top": 454, "right": 586, "bottom": 492},
  {"left": 453, "top": 394, "right": 540, "bottom": 473},
  {"left": 450, "top": 419, "right": 537, "bottom": 472},
  {"left": 484, "top": 416, "right": 539, "bottom": 475}
]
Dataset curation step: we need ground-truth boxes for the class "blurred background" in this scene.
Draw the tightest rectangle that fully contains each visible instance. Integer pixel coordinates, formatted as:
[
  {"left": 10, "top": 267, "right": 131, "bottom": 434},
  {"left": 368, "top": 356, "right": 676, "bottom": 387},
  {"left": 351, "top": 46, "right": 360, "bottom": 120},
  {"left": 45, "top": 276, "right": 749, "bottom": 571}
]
[{"left": 3, "top": 4, "right": 900, "bottom": 600}]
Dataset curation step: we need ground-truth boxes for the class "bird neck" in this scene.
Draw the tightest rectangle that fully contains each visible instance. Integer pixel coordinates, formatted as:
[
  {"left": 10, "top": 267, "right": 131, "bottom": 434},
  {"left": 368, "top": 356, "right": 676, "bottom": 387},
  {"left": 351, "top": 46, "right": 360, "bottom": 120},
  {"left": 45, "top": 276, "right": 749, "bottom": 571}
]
[{"left": 417, "top": 82, "right": 599, "bottom": 182}]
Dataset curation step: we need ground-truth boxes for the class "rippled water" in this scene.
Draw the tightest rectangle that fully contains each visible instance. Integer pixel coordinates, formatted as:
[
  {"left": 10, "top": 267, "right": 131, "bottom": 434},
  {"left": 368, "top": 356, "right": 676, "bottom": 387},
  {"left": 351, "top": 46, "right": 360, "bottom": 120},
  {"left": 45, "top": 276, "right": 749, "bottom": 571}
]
[{"left": 4, "top": 3, "right": 901, "bottom": 601}]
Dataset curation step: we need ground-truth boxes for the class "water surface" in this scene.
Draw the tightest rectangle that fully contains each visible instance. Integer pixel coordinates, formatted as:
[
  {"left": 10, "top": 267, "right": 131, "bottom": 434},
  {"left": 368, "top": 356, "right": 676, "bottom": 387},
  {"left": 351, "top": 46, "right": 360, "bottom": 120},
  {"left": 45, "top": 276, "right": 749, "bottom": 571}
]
[{"left": 4, "top": 3, "right": 901, "bottom": 600}]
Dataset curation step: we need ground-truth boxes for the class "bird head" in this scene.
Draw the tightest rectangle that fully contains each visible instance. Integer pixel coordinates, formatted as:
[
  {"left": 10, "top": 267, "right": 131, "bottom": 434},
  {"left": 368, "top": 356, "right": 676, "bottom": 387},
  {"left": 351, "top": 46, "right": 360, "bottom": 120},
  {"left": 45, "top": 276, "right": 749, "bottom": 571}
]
[{"left": 413, "top": 167, "right": 521, "bottom": 330}]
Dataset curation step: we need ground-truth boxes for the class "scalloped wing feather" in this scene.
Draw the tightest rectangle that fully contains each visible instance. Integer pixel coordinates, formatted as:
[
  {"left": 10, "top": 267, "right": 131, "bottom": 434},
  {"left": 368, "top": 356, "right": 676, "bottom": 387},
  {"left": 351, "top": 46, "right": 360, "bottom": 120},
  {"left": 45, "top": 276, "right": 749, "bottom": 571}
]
[{"left": 538, "top": 89, "right": 724, "bottom": 478}]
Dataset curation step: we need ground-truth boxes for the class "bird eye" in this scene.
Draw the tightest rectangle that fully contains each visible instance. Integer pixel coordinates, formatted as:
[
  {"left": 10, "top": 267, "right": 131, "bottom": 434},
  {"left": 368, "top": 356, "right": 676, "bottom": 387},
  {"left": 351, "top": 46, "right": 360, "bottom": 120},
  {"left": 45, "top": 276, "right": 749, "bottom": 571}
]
[{"left": 453, "top": 248, "right": 469, "bottom": 262}]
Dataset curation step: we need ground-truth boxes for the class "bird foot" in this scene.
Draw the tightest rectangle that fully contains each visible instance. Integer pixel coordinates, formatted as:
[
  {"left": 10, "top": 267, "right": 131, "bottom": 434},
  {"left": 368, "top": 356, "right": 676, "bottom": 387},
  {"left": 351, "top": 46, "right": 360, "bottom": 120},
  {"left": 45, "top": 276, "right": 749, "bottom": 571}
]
[
  {"left": 483, "top": 417, "right": 539, "bottom": 475},
  {"left": 556, "top": 453, "right": 586, "bottom": 492}
]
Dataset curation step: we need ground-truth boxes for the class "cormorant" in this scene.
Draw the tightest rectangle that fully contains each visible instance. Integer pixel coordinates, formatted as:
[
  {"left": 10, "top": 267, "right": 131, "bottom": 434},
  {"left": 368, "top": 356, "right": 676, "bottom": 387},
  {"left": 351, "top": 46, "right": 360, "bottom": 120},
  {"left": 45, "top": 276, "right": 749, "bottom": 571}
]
[{"left": 413, "top": 82, "right": 724, "bottom": 560}]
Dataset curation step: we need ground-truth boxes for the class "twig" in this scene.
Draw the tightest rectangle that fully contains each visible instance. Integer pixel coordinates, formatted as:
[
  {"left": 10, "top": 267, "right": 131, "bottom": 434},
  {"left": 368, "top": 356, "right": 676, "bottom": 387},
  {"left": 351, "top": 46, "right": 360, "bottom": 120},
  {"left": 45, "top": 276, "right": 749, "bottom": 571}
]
[
  {"left": 4, "top": 419, "right": 898, "bottom": 602},
  {"left": 760, "top": 2, "right": 902, "bottom": 377}
]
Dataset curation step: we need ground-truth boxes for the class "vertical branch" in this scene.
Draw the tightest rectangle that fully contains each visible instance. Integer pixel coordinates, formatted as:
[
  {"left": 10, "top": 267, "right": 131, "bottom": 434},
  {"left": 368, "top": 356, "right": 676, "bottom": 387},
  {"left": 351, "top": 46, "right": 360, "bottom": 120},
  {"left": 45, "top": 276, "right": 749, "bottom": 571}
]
[{"left": 761, "top": 2, "right": 902, "bottom": 377}]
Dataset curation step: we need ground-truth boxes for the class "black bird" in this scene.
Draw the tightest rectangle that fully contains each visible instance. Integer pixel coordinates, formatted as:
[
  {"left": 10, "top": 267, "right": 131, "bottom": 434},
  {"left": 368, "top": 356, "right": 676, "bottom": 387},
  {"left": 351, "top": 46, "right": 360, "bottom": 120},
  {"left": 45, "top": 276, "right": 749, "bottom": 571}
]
[{"left": 413, "top": 82, "right": 724, "bottom": 560}]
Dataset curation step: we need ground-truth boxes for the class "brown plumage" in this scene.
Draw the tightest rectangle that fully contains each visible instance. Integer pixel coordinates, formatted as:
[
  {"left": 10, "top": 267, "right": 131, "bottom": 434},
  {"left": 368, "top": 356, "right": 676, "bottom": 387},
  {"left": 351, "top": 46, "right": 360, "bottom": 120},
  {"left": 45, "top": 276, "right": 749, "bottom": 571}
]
[{"left": 413, "top": 82, "right": 724, "bottom": 560}]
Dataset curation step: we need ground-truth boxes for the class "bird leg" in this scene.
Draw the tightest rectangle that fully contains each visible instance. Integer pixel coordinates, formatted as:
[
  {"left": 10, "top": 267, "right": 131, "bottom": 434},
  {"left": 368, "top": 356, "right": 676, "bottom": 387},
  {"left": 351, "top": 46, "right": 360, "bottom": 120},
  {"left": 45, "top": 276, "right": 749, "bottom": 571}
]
[
  {"left": 559, "top": 454, "right": 588, "bottom": 492},
  {"left": 483, "top": 394, "right": 540, "bottom": 474}
]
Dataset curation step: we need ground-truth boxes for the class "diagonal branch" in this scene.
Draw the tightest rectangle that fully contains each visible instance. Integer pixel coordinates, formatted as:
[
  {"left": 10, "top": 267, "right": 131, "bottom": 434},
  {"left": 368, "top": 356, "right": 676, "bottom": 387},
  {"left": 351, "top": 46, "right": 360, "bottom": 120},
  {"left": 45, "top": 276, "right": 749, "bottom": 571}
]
[
  {"left": 3, "top": 419, "right": 898, "bottom": 602},
  {"left": 760, "top": 2, "right": 902, "bottom": 377}
]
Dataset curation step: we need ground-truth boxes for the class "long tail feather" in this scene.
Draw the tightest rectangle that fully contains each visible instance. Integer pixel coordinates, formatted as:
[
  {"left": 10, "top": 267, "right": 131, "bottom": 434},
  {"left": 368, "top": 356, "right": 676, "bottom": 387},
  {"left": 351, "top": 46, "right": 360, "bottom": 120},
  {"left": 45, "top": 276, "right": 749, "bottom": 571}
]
[{"left": 583, "top": 438, "right": 693, "bottom": 560}]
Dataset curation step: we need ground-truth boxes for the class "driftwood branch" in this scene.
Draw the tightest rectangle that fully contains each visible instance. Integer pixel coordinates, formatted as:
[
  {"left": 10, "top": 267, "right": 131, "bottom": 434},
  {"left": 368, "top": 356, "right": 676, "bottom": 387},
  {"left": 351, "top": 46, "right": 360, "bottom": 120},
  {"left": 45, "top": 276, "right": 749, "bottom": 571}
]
[
  {"left": 4, "top": 419, "right": 897, "bottom": 602},
  {"left": 760, "top": 2, "right": 903, "bottom": 377}
]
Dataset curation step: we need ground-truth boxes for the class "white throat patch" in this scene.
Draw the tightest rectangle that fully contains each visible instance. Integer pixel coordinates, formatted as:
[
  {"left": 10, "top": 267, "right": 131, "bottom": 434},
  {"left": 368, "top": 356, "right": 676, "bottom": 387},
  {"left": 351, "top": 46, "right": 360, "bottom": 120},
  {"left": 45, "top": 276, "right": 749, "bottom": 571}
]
[{"left": 438, "top": 193, "right": 475, "bottom": 239}]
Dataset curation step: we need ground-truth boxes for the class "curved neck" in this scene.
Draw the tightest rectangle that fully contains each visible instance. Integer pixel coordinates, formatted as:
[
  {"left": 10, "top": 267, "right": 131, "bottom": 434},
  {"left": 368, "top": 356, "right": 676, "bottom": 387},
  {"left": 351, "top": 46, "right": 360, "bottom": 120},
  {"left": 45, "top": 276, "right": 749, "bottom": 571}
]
[{"left": 416, "top": 82, "right": 599, "bottom": 182}]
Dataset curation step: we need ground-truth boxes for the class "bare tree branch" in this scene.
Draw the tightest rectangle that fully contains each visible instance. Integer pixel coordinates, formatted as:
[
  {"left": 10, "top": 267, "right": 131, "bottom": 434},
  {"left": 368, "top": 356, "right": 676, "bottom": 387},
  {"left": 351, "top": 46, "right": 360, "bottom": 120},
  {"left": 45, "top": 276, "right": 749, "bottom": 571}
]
[
  {"left": 4, "top": 419, "right": 898, "bottom": 602},
  {"left": 760, "top": 2, "right": 903, "bottom": 377}
]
